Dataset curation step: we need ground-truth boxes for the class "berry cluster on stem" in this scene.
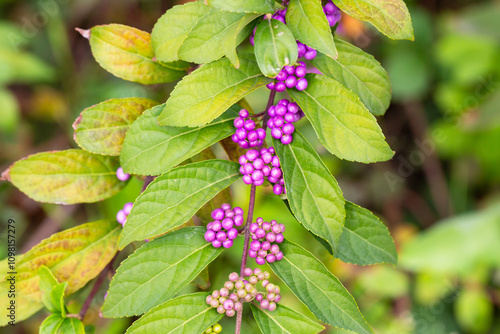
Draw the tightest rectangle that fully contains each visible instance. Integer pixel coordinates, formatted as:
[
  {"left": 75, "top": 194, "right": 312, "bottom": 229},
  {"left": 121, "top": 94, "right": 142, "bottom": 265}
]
[
  {"left": 239, "top": 148, "right": 285, "bottom": 195},
  {"left": 204, "top": 204, "right": 244, "bottom": 249},
  {"left": 206, "top": 268, "right": 281, "bottom": 318},
  {"left": 268, "top": 98, "right": 304, "bottom": 144},
  {"left": 231, "top": 109, "right": 266, "bottom": 149},
  {"left": 249, "top": 218, "right": 285, "bottom": 265}
]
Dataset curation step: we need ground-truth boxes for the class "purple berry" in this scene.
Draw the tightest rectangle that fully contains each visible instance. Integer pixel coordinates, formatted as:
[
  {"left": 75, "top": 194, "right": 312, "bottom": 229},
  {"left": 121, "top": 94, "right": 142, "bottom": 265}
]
[
  {"left": 123, "top": 202, "right": 133, "bottom": 215},
  {"left": 304, "top": 49, "right": 317, "bottom": 60},
  {"left": 216, "top": 231, "right": 227, "bottom": 242},
  {"left": 250, "top": 240, "right": 261, "bottom": 251},
  {"left": 246, "top": 149, "right": 259, "bottom": 161},
  {"left": 257, "top": 128, "right": 266, "bottom": 139},
  {"left": 295, "top": 65, "right": 307, "bottom": 78},
  {"left": 275, "top": 82, "right": 286, "bottom": 92},
  {"left": 268, "top": 302, "right": 277, "bottom": 311},
  {"left": 234, "top": 207, "right": 243, "bottom": 215},
  {"left": 244, "top": 120, "right": 255, "bottom": 131},
  {"left": 256, "top": 228, "right": 266, "bottom": 239},
  {"left": 273, "top": 15, "right": 286, "bottom": 24},
  {"left": 256, "top": 257, "right": 266, "bottom": 265},
  {"left": 223, "top": 239, "right": 233, "bottom": 248},
  {"left": 234, "top": 117, "right": 245, "bottom": 128},
  {"left": 205, "top": 230, "right": 216, "bottom": 242},
  {"left": 270, "top": 244, "right": 280, "bottom": 254},
  {"left": 297, "top": 42, "right": 306, "bottom": 57},
  {"left": 229, "top": 272, "right": 239, "bottom": 282},
  {"left": 260, "top": 299, "right": 270, "bottom": 309},
  {"left": 273, "top": 184, "right": 283, "bottom": 195},
  {"left": 285, "top": 76, "right": 297, "bottom": 88},
  {"left": 296, "top": 78, "right": 308, "bottom": 91},
  {"left": 242, "top": 174, "right": 253, "bottom": 185},
  {"left": 116, "top": 167, "right": 130, "bottom": 181},
  {"left": 281, "top": 134, "right": 293, "bottom": 145},
  {"left": 262, "top": 221, "right": 271, "bottom": 231},
  {"left": 227, "top": 228, "right": 238, "bottom": 240},
  {"left": 288, "top": 102, "right": 300, "bottom": 113},
  {"left": 273, "top": 116, "right": 284, "bottom": 128},
  {"left": 243, "top": 267, "right": 253, "bottom": 277},
  {"left": 324, "top": 2, "right": 336, "bottom": 14},
  {"left": 250, "top": 223, "right": 259, "bottom": 233},
  {"left": 250, "top": 35, "right": 255, "bottom": 45},
  {"left": 261, "top": 152, "right": 273, "bottom": 164},
  {"left": 254, "top": 178, "right": 264, "bottom": 186},
  {"left": 261, "top": 241, "right": 271, "bottom": 251},
  {"left": 116, "top": 210, "right": 127, "bottom": 226},
  {"left": 234, "top": 215, "right": 244, "bottom": 226},
  {"left": 276, "top": 233, "right": 284, "bottom": 243},
  {"left": 271, "top": 155, "right": 280, "bottom": 167},
  {"left": 253, "top": 158, "right": 264, "bottom": 170},
  {"left": 276, "top": 251, "right": 284, "bottom": 261},
  {"left": 212, "top": 208, "right": 225, "bottom": 221},
  {"left": 235, "top": 128, "right": 247, "bottom": 141},
  {"left": 252, "top": 170, "right": 264, "bottom": 181},
  {"left": 249, "top": 249, "right": 258, "bottom": 258},
  {"left": 270, "top": 168, "right": 282, "bottom": 179},
  {"left": 284, "top": 65, "right": 295, "bottom": 75},
  {"left": 262, "top": 165, "right": 271, "bottom": 176},
  {"left": 258, "top": 249, "right": 268, "bottom": 258},
  {"left": 225, "top": 209, "right": 234, "bottom": 218},
  {"left": 222, "top": 218, "right": 234, "bottom": 230},
  {"left": 239, "top": 109, "right": 249, "bottom": 118},
  {"left": 284, "top": 113, "right": 295, "bottom": 123},
  {"left": 271, "top": 224, "right": 281, "bottom": 234},
  {"left": 276, "top": 69, "right": 287, "bottom": 81},
  {"left": 266, "top": 233, "right": 276, "bottom": 243},
  {"left": 212, "top": 240, "right": 222, "bottom": 248},
  {"left": 271, "top": 128, "right": 283, "bottom": 139},
  {"left": 266, "top": 254, "right": 276, "bottom": 263},
  {"left": 239, "top": 155, "right": 248, "bottom": 165},
  {"left": 256, "top": 293, "right": 264, "bottom": 302},
  {"left": 266, "top": 82, "right": 275, "bottom": 90},
  {"left": 275, "top": 104, "right": 287, "bottom": 116}
]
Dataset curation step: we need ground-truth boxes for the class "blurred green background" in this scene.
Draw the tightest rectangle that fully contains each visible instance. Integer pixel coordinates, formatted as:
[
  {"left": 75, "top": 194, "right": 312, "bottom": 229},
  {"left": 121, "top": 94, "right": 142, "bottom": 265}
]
[{"left": 1, "top": 0, "right": 500, "bottom": 333}]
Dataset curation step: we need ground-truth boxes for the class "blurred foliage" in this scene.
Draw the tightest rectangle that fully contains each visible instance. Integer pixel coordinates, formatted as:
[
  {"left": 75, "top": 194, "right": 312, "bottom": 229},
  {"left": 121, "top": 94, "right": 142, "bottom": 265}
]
[{"left": 1, "top": 0, "right": 500, "bottom": 333}]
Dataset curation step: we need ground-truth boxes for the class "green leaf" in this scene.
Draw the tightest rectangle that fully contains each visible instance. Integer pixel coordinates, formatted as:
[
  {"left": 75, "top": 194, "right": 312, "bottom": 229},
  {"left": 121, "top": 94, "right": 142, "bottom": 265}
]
[
  {"left": 1, "top": 149, "right": 127, "bottom": 204},
  {"left": 221, "top": 14, "right": 260, "bottom": 68},
  {"left": 158, "top": 55, "right": 270, "bottom": 127},
  {"left": 120, "top": 105, "right": 239, "bottom": 175},
  {"left": 334, "top": 0, "right": 414, "bottom": 40},
  {"left": 88, "top": 24, "right": 188, "bottom": 84},
  {"left": 38, "top": 266, "right": 67, "bottom": 315},
  {"left": 288, "top": 74, "right": 394, "bottom": 163},
  {"left": 337, "top": 201, "right": 397, "bottom": 265},
  {"left": 74, "top": 98, "right": 158, "bottom": 156},
  {"left": 273, "top": 131, "right": 345, "bottom": 252},
  {"left": 311, "top": 39, "right": 391, "bottom": 116},
  {"left": 119, "top": 160, "right": 240, "bottom": 248},
  {"left": 40, "top": 315, "right": 85, "bottom": 334},
  {"left": 269, "top": 240, "right": 373, "bottom": 334},
  {"left": 103, "top": 227, "right": 223, "bottom": 317},
  {"left": 0, "top": 221, "right": 119, "bottom": 326},
  {"left": 285, "top": 0, "right": 337, "bottom": 59},
  {"left": 251, "top": 304, "right": 324, "bottom": 334},
  {"left": 254, "top": 19, "right": 298, "bottom": 78},
  {"left": 151, "top": 1, "right": 211, "bottom": 63},
  {"left": 208, "top": 0, "right": 275, "bottom": 13},
  {"left": 178, "top": 10, "right": 247, "bottom": 64},
  {"left": 125, "top": 293, "right": 223, "bottom": 334},
  {"left": 40, "top": 314, "right": 65, "bottom": 334}
]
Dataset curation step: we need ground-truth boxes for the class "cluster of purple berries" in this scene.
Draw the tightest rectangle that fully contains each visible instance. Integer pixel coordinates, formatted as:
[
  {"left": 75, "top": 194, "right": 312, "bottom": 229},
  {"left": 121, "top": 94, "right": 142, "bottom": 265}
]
[
  {"left": 116, "top": 202, "right": 133, "bottom": 226},
  {"left": 231, "top": 109, "right": 266, "bottom": 149},
  {"left": 324, "top": 0, "right": 342, "bottom": 27},
  {"left": 206, "top": 268, "right": 280, "bottom": 316},
  {"left": 297, "top": 41, "right": 317, "bottom": 60},
  {"left": 204, "top": 204, "right": 243, "bottom": 249},
  {"left": 249, "top": 218, "right": 285, "bottom": 265},
  {"left": 266, "top": 63, "right": 308, "bottom": 92},
  {"left": 239, "top": 147, "right": 285, "bottom": 195},
  {"left": 116, "top": 167, "right": 130, "bottom": 181},
  {"left": 268, "top": 99, "right": 304, "bottom": 145}
]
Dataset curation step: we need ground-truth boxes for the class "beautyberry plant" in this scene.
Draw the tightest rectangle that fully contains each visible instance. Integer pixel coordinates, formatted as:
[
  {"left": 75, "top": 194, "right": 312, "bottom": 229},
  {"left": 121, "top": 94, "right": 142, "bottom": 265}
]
[{"left": 0, "top": 0, "right": 413, "bottom": 333}]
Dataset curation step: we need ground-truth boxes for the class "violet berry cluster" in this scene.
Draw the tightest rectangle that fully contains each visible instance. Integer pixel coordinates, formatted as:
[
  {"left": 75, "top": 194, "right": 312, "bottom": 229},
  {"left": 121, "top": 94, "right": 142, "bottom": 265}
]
[
  {"left": 324, "top": 0, "right": 342, "bottom": 27},
  {"left": 206, "top": 268, "right": 281, "bottom": 317},
  {"left": 204, "top": 203, "right": 243, "bottom": 249},
  {"left": 266, "top": 62, "right": 308, "bottom": 92},
  {"left": 116, "top": 202, "right": 133, "bottom": 227},
  {"left": 267, "top": 99, "right": 304, "bottom": 145},
  {"left": 249, "top": 218, "right": 285, "bottom": 265},
  {"left": 239, "top": 147, "right": 285, "bottom": 195},
  {"left": 202, "top": 323, "right": 222, "bottom": 334},
  {"left": 231, "top": 109, "right": 266, "bottom": 149},
  {"left": 116, "top": 167, "right": 130, "bottom": 181}
]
